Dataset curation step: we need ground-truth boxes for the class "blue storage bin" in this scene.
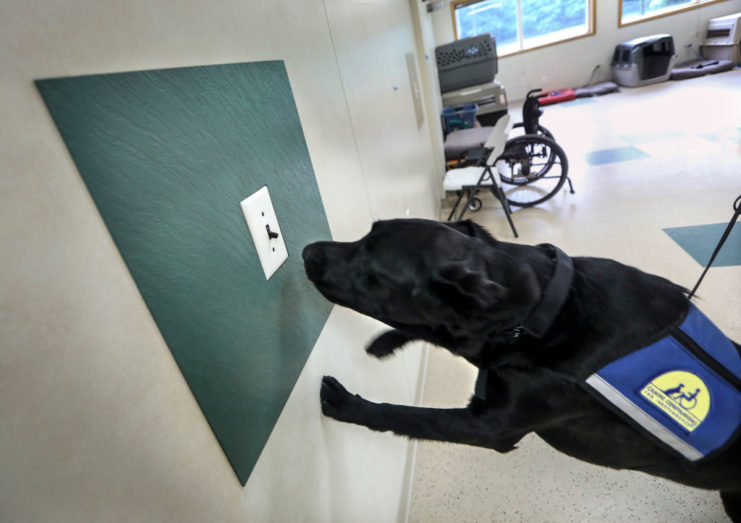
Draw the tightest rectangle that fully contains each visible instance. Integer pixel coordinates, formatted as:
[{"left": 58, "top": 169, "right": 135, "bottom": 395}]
[{"left": 441, "top": 103, "right": 478, "bottom": 134}]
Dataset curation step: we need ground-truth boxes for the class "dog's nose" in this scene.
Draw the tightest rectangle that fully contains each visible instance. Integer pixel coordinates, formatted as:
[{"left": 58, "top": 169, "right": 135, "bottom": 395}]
[
  {"left": 302, "top": 243, "right": 325, "bottom": 282},
  {"left": 302, "top": 243, "right": 314, "bottom": 262}
]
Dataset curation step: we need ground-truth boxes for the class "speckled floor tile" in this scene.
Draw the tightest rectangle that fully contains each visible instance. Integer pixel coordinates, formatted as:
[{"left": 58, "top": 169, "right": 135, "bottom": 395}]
[
  {"left": 410, "top": 69, "right": 741, "bottom": 523},
  {"left": 620, "top": 129, "right": 685, "bottom": 145}
]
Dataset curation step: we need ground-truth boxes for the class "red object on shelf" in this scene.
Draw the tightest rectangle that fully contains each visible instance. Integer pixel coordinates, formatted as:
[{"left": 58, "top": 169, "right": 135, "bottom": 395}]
[{"left": 537, "top": 89, "right": 576, "bottom": 106}]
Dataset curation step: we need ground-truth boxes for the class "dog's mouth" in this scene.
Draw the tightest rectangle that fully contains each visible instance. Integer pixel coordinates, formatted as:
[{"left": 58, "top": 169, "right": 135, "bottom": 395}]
[
  {"left": 302, "top": 244, "right": 325, "bottom": 284},
  {"left": 302, "top": 242, "right": 360, "bottom": 309},
  {"left": 302, "top": 239, "right": 487, "bottom": 352},
  {"left": 303, "top": 242, "right": 417, "bottom": 325}
]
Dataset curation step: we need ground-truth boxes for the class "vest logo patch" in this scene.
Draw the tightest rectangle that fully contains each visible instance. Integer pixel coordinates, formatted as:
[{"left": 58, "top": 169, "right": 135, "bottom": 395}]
[{"left": 640, "top": 371, "right": 711, "bottom": 432}]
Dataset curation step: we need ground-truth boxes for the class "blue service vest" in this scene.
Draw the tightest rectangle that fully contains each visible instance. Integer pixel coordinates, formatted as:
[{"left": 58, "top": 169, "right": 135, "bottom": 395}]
[{"left": 586, "top": 303, "right": 741, "bottom": 462}]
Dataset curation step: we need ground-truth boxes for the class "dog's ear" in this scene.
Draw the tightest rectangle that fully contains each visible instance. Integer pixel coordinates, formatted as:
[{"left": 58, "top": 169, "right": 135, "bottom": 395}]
[
  {"left": 444, "top": 220, "right": 497, "bottom": 246},
  {"left": 433, "top": 261, "right": 541, "bottom": 315},
  {"left": 432, "top": 261, "right": 508, "bottom": 309},
  {"left": 497, "top": 264, "right": 541, "bottom": 315}
]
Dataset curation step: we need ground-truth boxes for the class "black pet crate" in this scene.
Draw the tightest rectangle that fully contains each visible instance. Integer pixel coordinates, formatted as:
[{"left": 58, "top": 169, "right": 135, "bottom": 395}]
[
  {"left": 435, "top": 34, "right": 498, "bottom": 93},
  {"left": 612, "top": 34, "right": 677, "bottom": 87}
]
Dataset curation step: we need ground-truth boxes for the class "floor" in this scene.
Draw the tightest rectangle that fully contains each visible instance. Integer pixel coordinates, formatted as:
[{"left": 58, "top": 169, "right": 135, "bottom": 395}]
[{"left": 408, "top": 69, "right": 741, "bottom": 522}]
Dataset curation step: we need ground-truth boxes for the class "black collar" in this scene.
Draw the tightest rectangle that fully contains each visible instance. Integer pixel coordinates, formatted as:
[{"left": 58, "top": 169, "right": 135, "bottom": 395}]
[
  {"left": 475, "top": 244, "right": 574, "bottom": 400},
  {"left": 521, "top": 244, "right": 574, "bottom": 339},
  {"left": 491, "top": 243, "right": 574, "bottom": 344}
]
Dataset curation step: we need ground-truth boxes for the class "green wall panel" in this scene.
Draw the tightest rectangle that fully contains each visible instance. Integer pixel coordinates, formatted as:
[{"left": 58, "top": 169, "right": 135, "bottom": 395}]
[{"left": 36, "top": 61, "right": 333, "bottom": 485}]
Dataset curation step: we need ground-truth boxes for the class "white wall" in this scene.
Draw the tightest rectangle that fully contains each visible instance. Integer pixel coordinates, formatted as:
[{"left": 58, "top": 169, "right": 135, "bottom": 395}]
[
  {"left": 323, "top": 0, "right": 442, "bottom": 221},
  {"left": 428, "top": 0, "right": 741, "bottom": 101},
  {"left": 0, "top": 1, "right": 437, "bottom": 521},
  {"left": 410, "top": 0, "right": 448, "bottom": 200}
]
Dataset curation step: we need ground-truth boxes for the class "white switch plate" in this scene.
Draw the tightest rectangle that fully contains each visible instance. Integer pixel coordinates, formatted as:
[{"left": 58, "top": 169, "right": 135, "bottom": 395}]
[{"left": 240, "top": 186, "right": 288, "bottom": 280}]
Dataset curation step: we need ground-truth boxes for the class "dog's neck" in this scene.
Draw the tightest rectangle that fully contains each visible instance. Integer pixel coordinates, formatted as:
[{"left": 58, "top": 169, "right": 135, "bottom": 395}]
[
  {"left": 475, "top": 244, "right": 574, "bottom": 368},
  {"left": 475, "top": 245, "right": 574, "bottom": 398},
  {"left": 502, "top": 244, "right": 574, "bottom": 343}
]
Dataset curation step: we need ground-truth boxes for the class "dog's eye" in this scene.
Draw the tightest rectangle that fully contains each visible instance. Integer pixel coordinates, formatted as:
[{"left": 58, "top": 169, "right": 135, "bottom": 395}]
[{"left": 365, "top": 274, "right": 380, "bottom": 287}]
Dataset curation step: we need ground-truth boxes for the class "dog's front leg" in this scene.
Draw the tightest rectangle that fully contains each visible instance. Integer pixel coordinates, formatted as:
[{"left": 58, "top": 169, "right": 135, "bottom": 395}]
[
  {"left": 321, "top": 376, "right": 523, "bottom": 452},
  {"left": 365, "top": 329, "right": 417, "bottom": 358}
]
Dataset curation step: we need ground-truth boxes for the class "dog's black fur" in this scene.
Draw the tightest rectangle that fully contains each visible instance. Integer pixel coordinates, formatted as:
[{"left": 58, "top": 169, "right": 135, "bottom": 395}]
[{"left": 302, "top": 218, "right": 741, "bottom": 520}]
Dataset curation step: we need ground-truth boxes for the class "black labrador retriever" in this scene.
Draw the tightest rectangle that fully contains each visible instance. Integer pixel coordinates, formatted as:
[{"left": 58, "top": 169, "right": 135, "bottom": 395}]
[{"left": 302, "top": 218, "right": 741, "bottom": 521}]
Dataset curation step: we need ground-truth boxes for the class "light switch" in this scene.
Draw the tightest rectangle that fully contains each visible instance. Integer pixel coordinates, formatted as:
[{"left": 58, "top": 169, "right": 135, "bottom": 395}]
[{"left": 240, "top": 186, "right": 288, "bottom": 280}]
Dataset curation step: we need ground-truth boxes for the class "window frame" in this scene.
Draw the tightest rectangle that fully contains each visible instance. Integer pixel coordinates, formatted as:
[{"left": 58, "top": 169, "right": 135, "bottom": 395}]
[
  {"left": 450, "top": 0, "right": 596, "bottom": 58},
  {"left": 618, "top": 0, "right": 729, "bottom": 27}
]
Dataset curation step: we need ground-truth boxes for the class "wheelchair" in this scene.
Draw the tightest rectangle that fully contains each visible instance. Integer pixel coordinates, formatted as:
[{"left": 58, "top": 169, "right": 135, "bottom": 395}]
[{"left": 446, "top": 89, "right": 574, "bottom": 213}]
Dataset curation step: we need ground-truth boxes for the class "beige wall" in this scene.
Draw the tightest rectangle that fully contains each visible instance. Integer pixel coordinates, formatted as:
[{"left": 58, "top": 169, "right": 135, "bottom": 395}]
[
  {"left": 323, "top": 0, "right": 442, "bottom": 220},
  {"left": 410, "top": 0, "right": 448, "bottom": 201},
  {"left": 429, "top": 0, "right": 741, "bottom": 101},
  {"left": 0, "top": 0, "right": 438, "bottom": 521}
]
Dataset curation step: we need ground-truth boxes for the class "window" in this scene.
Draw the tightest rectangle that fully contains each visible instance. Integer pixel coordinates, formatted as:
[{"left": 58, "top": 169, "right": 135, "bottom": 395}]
[
  {"left": 451, "top": 0, "right": 595, "bottom": 56},
  {"left": 620, "top": 0, "right": 727, "bottom": 26}
]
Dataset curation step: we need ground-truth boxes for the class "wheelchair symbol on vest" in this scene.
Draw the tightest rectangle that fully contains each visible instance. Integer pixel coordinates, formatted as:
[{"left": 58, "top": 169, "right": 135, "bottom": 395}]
[
  {"left": 640, "top": 370, "right": 711, "bottom": 432},
  {"left": 662, "top": 383, "right": 701, "bottom": 411}
]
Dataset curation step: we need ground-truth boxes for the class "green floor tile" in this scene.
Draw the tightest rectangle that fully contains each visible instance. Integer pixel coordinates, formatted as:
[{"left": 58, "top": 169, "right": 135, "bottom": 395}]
[{"left": 664, "top": 223, "right": 741, "bottom": 267}]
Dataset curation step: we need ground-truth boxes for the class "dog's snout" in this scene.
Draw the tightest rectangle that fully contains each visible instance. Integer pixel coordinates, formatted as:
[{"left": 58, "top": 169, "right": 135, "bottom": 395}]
[
  {"left": 302, "top": 243, "right": 326, "bottom": 282},
  {"left": 301, "top": 243, "right": 317, "bottom": 263}
]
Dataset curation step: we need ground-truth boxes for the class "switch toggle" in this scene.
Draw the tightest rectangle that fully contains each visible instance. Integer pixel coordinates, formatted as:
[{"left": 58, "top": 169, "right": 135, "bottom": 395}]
[
  {"left": 265, "top": 224, "right": 279, "bottom": 240},
  {"left": 240, "top": 186, "right": 288, "bottom": 280}
]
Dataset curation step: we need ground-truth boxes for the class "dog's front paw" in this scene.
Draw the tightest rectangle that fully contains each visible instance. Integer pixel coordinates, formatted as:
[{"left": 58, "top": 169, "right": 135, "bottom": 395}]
[
  {"left": 366, "top": 330, "right": 413, "bottom": 358},
  {"left": 320, "top": 376, "right": 363, "bottom": 422}
]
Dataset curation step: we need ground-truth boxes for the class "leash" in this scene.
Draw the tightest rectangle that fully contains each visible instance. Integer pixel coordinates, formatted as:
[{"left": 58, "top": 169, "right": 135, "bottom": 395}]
[{"left": 688, "top": 194, "right": 741, "bottom": 300}]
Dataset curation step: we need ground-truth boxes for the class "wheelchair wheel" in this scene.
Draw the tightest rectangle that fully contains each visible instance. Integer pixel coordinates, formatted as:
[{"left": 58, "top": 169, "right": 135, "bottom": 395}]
[
  {"left": 497, "top": 134, "right": 569, "bottom": 208},
  {"left": 468, "top": 197, "right": 482, "bottom": 212},
  {"left": 512, "top": 122, "right": 554, "bottom": 140},
  {"left": 510, "top": 123, "right": 556, "bottom": 174}
]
